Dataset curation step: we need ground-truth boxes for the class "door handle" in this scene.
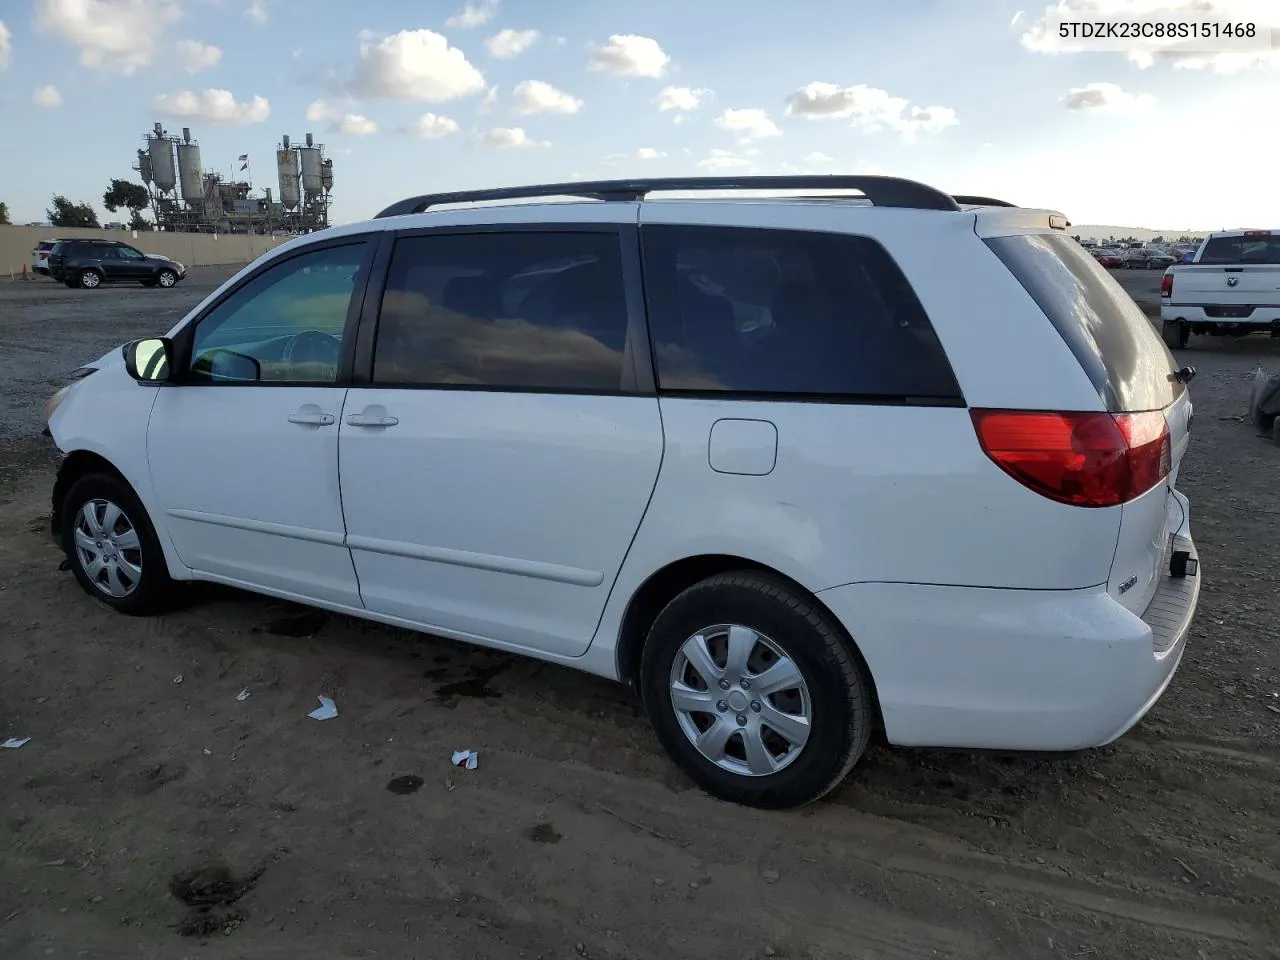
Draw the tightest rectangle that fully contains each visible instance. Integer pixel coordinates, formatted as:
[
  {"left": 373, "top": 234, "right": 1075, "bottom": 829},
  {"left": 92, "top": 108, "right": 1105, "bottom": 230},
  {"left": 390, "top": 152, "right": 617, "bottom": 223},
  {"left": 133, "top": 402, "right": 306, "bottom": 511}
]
[
  {"left": 346, "top": 413, "right": 399, "bottom": 428},
  {"left": 288, "top": 410, "right": 335, "bottom": 426}
]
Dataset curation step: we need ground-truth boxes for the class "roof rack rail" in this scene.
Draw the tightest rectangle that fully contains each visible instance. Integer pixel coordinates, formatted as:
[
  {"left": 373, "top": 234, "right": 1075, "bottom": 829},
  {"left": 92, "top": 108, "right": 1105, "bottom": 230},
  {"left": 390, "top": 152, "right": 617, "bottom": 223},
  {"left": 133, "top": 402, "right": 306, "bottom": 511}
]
[
  {"left": 374, "top": 175, "right": 963, "bottom": 219},
  {"left": 951, "top": 195, "right": 1018, "bottom": 208}
]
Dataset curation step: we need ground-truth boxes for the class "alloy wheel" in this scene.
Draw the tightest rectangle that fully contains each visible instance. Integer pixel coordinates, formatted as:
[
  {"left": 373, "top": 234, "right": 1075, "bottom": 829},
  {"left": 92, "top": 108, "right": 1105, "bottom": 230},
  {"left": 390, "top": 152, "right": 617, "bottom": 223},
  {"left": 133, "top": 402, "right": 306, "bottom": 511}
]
[
  {"left": 73, "top": 498, "right": 143, "bottom": 598},
  {"left": 668, "top": 623, "right": 812, "bottom": 777}
]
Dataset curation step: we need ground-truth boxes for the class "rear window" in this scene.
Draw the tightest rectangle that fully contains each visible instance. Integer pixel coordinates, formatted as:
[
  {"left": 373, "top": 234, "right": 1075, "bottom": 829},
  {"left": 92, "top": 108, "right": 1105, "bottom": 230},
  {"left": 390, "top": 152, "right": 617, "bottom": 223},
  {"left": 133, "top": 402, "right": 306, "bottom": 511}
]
[
  {"left": 1198, "top": 234, "right": 1280, "bottom": 265},
  {"left": 986, "top": 233, "right": 1183, "bottom": 412},
  {"left": 640, "top": 225, "right": 961, "bottom": 401}
]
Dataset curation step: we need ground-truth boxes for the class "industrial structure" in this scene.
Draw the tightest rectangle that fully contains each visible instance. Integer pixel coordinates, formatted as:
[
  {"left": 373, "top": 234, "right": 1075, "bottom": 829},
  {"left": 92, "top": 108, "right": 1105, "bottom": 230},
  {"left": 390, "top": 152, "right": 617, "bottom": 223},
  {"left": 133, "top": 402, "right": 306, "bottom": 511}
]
[{"left": 133, "top": 123, "right": 333, "bottom": 234}]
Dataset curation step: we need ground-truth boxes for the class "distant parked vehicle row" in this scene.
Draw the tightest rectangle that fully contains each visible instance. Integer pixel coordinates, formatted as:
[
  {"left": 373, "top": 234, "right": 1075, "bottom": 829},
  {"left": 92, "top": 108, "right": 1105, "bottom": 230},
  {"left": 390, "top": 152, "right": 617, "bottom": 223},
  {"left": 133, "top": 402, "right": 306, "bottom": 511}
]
[{"left": 46, "top": 239, "right": 186, "bottom": 290}]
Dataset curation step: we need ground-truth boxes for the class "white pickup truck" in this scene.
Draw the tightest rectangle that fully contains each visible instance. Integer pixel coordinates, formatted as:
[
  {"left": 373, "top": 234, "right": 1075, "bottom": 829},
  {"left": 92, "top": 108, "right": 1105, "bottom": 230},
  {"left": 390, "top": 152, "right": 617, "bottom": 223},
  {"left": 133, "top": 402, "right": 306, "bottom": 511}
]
[{"left": 1159, "top": 229, "right": 1280, "bottom": 348}]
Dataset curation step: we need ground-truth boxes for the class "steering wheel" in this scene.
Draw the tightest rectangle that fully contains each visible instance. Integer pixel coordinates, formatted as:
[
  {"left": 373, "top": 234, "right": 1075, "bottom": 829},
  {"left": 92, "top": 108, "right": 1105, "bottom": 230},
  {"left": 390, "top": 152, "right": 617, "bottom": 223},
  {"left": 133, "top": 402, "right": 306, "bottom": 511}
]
[{"left": 283, "top": 330, "right": 341, "bottom": 367}]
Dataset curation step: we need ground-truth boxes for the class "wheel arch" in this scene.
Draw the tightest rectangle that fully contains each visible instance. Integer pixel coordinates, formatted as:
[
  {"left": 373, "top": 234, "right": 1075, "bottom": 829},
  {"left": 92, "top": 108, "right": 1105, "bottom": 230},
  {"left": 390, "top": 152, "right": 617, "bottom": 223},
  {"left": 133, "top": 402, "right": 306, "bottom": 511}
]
[{"left": 615, "top": 553, "right": 884, "bottom": 733}]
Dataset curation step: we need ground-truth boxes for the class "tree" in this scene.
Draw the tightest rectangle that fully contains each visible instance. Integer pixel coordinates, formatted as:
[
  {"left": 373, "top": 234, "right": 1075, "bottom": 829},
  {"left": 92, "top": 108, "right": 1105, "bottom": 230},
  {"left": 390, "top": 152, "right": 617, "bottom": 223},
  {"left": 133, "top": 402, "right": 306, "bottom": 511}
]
[
  {"left": 103, "top": 179, "right": 150, "bottom": 218},
  {"left": 47, "top": 195, "right": 100, "bottom": 228},
  {"left": 129, "top": 210, "right": 154, "bottom": 231},
  {"left": 0, "top": 201, "right": 10, "bottom": 225}
]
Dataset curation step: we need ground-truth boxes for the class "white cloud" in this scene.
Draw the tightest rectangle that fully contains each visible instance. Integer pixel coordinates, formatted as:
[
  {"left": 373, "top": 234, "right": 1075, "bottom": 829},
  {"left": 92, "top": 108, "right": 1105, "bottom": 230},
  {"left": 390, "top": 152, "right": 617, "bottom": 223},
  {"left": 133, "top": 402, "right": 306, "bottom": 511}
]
[
  {"left": 713, "top": 107, "right": 781, "bottom": 142},
  {"left": 480, "top": 86, "right": 499, "bottom": 113},
  {"left": 176, "top": 39, "right": 222, "bottom": 73},
  {"left": 654, "top": 85, "right": 709, "bottom": 112},
  {"left": 245, "top": 0, "right": 266, "bottom": 24},
  {"left": 485, "top": 28, "right": 539, "bottom": 59},
  {"left": 152, "top": 88, "right": 271, "bottom": 124},
  {"left": 511, "top": 80, "right": 582, "bottom": 115},
  {"left": 404, "top": 112, "right": 461, "bottom": 139},
  {"left": 478, "top": 126, "right": 548, "bottom": 149},
  {"left": 1019, "top": 0, "right": 1280, "bottom": 73},
  {"left": 588, "top": 34, "right": 670, "bottom": 77},
  {"left": 0, "top": 21, "right": 11, "bottom": 71},
  {"left": 34, "top": 85, "right": 63, "bottom": 107},
  {"left": 35, "top": 0, "right": 180, "bottom": 74},
  {"left": 331, "top": 113, "right": 378, "bottom": 135},
  {"left": 353, "top": 29, "right": 486, "bottom": 102},
  {"left": 306, "top": 99, "right": 339, "bottom": 121},
  {"left": 445, "top": 0, "right": 498, "bottom": 29},
  {"left": 784, "top": 81, "right": 958, "bottom": 139},
  {"left": 805, "top": 151, "right": 835, "bottom": 163},
  {"left": 1010, "top": 9, "right": 1025, "bottom": 26},
  {"left": 634, "top": 147, "right": 667, "bottom": 159},
  {"left": 357, "top": 28, "right": 381, "bottom": 41},
  {"left": 698, "top": 149, "right": 753, "bottom": 171},
  {"left": 1062, "top": 81, "right": 1157, "bottom": 111}
]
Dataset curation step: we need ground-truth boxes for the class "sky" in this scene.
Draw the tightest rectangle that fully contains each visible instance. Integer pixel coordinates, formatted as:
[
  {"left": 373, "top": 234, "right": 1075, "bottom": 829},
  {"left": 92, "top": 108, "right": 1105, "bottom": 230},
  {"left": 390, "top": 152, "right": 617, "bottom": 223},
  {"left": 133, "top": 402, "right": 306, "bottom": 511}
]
[{"left": 0, "top": 0, "right": 1277, "bottom": 230}]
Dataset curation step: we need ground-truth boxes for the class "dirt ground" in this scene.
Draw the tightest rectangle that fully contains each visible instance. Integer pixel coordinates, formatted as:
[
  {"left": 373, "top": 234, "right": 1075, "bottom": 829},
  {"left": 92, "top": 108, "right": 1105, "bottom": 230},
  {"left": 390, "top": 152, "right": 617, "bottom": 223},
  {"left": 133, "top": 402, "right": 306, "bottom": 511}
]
[{"left": 1, "top": 268, "right": 1278, "bottom": 960}]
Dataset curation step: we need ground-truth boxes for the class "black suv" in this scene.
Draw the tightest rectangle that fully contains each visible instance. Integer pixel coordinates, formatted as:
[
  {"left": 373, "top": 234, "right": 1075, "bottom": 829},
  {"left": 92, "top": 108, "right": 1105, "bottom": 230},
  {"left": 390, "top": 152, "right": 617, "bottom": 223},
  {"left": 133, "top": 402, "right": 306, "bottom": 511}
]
[{"left": 47, "top": 240, "right": 187, "bottom": 290}]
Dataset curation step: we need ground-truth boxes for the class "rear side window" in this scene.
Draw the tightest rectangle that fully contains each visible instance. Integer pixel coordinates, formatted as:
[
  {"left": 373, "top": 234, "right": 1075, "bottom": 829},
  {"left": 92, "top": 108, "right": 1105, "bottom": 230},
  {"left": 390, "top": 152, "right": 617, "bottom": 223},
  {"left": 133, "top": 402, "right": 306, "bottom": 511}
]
[
  {"left": 640, "top": 225, "right": 961, "bottom": 401},
  {"left": 986, "top": 233, "right": 1183, "bottom": 412},
  {"left": 373, "top": 232, "right": 631, "bottom": 392},
  {"left": 1198, "top": 234, "right": 1280, "bottom": 265}
]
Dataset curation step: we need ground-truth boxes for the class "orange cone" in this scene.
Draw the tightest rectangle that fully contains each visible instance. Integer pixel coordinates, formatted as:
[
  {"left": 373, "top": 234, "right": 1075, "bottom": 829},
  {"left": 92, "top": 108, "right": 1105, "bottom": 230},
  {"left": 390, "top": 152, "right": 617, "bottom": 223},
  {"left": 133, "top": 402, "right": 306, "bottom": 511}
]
[{"left": 21, "top": 264, "right": 29, "bottom": 281}]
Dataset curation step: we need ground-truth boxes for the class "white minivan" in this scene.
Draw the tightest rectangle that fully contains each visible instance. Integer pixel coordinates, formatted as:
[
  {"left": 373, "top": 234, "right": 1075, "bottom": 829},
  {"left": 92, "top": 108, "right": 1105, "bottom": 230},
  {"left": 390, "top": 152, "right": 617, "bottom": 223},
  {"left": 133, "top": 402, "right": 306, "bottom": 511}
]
[{"left": 44, "top": 176, "right": 1201, "bottom": 809}]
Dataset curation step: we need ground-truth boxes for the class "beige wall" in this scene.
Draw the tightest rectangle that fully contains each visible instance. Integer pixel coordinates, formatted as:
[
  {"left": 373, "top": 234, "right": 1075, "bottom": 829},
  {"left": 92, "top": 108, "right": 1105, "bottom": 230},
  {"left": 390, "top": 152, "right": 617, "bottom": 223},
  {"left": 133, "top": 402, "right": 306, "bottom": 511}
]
[{"left": 0, "top": 225, "right": 288, "bottom": 278}]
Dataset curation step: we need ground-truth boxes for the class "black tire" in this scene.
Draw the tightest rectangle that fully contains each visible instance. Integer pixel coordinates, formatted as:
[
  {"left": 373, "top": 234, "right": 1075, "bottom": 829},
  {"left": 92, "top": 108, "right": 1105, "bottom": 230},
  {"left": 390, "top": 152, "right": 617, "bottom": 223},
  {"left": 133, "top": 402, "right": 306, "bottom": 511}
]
[
  {"left": 64, "top": 279, "right": 78, "bottom": 288},
  {"left": 1161, "top": 319, "right": 1189, "bottom": 350},
  {"left": 640, "top": 571, "right": 874, "bottom": 809},
  {"left": 60, "top": 471, "right": 174, "bottom": 616},
  {"left": 156, "top": 269, "right": 178, "bottom": 288},
  {"left": 78, "top": 270, "right": 103, "bottom": 289},
  {"left": 141, "top": 279, "right": 157, "bottom": 288}
]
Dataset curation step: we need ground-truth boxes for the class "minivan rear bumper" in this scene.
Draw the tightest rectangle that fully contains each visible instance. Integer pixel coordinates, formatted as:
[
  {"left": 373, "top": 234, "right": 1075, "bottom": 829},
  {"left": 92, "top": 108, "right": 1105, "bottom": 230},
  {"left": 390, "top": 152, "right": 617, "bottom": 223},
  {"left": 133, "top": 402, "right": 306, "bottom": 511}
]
[{"left": 816, "top": 540, "right": 1200, "bottom": 752}]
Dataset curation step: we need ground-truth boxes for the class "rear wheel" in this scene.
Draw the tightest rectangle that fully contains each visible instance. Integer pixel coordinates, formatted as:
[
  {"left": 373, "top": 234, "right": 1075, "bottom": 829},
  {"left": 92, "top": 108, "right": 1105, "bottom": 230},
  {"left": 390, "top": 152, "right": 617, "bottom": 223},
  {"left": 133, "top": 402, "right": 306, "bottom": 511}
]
[
  {"left": 156, "top": 269, "right": 178, "bottom": 288},
  {"left": 1161, "top": 319, "right": 1189, "bottom": 349},
  {"left": 640, "top": 571, "right": 875, "bottom": 809},
  {"left": 140, "top": 279, "right": 157, "bottom": 288},
  {"left": 78, "top": 270, "right": 102, "bottom": 289},
  {"left": 60, "top": 472, "right": 174, "bottom": 615}
]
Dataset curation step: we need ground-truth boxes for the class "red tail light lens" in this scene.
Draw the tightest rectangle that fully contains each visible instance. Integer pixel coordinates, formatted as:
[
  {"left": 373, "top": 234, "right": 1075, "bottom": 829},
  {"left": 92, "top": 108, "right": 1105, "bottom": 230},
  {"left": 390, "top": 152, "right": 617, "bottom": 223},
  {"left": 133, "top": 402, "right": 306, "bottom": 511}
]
[
  {"left": 971, "top": 409, "right": 1171, "bottom": 507},
  {"left": 1160, "top": 273, "right": 1173, "bottom": 298}
]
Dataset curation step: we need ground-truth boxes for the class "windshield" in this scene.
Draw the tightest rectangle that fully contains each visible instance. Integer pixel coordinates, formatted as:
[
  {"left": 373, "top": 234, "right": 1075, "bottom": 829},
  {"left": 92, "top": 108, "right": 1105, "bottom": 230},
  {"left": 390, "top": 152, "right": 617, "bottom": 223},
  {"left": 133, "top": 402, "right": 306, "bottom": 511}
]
[{"left": 987, "top": 233, "right": 1184, "bottom": 412}]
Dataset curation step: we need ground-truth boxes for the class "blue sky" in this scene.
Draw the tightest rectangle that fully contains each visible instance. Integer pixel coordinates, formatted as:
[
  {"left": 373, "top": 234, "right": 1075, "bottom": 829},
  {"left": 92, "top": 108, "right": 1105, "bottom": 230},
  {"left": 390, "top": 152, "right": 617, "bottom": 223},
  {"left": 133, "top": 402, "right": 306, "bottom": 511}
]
[{"left": 0, "top": 0, "right": 1277, "bottom": 229}]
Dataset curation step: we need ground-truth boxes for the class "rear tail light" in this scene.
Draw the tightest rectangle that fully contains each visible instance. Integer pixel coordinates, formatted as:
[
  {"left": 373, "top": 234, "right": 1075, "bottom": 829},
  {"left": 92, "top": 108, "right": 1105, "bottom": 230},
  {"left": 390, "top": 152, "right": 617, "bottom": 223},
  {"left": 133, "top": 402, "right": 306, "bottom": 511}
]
[
  {"left": 971, "top": 409, "right": 1171, "bottom": 507},
  {"left": 1160, "top": 273, "right": 1173, "bottom": 298}
]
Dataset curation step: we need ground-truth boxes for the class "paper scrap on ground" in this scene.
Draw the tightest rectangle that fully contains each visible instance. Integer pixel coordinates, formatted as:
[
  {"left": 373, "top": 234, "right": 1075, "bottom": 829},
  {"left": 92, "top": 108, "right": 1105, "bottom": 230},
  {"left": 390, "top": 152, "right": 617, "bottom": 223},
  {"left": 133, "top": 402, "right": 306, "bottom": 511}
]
[
  {"left": 236, "top": 689, "right": 251, "bottom": 701},
  {"left": 451, "top": 749, "right": 479, "bottom": 770},
  {"left": 3, "top": 737, "right": 31, "bottom": 749},
  {"left": 173, "top": 674, "right": 184, "bottom": 685},
  {"left": 308, "top": 696, "right": 338, "bottom": 721}
]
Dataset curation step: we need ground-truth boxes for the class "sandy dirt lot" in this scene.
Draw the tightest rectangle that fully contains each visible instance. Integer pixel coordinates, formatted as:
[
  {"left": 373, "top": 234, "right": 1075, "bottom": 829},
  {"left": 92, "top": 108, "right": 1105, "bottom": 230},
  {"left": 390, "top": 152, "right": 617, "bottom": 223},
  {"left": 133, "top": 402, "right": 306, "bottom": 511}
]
[{"left": 1, "top": 268, "right": 1278, "bottom": 960}]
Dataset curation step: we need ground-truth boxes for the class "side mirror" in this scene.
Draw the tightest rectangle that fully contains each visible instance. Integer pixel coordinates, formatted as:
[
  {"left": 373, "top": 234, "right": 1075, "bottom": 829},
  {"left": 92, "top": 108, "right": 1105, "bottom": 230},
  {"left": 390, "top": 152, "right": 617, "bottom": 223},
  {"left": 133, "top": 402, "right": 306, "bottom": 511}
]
[{"left": 123, "top": 337, "right": 174, "bottom": 382}]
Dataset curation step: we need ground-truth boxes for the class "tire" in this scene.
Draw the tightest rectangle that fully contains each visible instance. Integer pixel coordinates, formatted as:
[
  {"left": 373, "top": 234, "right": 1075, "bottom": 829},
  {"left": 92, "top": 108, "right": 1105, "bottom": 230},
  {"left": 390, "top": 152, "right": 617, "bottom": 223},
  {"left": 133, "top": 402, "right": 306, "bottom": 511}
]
[
  {"left": 141, "top": 279, "right": 157, "bottom": 288},
  {"left": 1161, "top": 319, "right": 1189, "bottom": 350},
  {"left": 78, "top": 270, "right": 102, "bottom": 289},
  {"left": 64, "top": 279, "right": 78, "bottom": 288},
  {"left": 156, "top": 269, "right": 178, "bottom": 288},
  {"left": 639, "top": 571, "right": 874, "bottom": 809},
  {"left": 60, "top": 471, "right": 174, "bottom": 616}
]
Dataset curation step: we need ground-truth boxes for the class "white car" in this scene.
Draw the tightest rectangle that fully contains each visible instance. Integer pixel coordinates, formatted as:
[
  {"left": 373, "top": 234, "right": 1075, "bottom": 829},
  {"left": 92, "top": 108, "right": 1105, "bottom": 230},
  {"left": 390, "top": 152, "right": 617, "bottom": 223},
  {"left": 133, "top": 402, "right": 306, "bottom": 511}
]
[{"left": 44, "top": 176, "right": 1201, "bottom": 809}]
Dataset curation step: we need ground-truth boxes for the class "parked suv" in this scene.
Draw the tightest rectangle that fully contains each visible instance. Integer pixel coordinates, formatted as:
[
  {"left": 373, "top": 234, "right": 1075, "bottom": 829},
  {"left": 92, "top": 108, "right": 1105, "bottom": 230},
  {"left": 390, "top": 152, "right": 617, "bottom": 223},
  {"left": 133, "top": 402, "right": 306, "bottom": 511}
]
[
  {"left": 31, "top": 239, "right": 70, "bottom": 276},
  {"left": 47, "top": 239, "right": 185, "bottom": 289},
  {"left": 43, "top": 176, "right": 1200, "bottom": 809}
]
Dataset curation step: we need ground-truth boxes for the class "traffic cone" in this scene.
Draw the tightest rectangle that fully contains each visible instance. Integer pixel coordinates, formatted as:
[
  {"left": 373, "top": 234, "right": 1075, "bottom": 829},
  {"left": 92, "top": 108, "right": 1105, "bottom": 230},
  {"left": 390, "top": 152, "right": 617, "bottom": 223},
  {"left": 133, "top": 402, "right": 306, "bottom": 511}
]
[{"left": 21, "top": 264, "right": 29, "bottom": 281}]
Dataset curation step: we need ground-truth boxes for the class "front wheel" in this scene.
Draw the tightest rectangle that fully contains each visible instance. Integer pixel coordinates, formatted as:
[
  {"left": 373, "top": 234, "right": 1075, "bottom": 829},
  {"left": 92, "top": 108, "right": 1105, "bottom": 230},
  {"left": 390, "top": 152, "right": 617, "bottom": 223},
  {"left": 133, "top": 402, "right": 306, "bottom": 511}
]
[
  {"left": 640, "top": 572, "right": 875, "bottom": 809},
  {"left": 61, "top": 472, "right": 174, "bottom": 615},
  {"left": 156, "top": 269, "right": 178, "bottom": 288}
]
